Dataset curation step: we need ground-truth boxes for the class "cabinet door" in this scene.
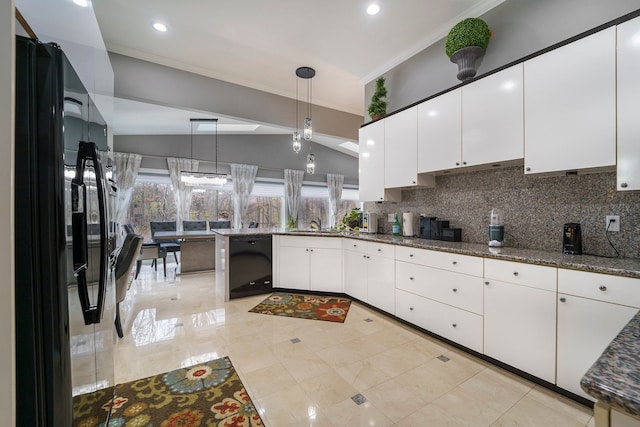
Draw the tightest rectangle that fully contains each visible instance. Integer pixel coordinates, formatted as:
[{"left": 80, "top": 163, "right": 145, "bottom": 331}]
[
  {"left": 343, "top": 250, "right": 367, "bottom": 302},
  {"left": 462, "top": 63, "right": 523, "bottom": 167},
  {"left": 417, "top": 88, "right": 462, "bottom": 173},
  {"left": 310, "top": 248, "right": 342, "bottom": 293},
  {"left": 524, "top": 27, "right": 616, "bottom": 174},
  {"left": 617, "top": 17, "right": 640, "bottom": 191},
  {"left": 384, "top": 106, "right": 418, "bottom": 188},
  {"left": 484, "top": 280, "right": 557, "bottom": 383},
  {"left": 278, "top": 246, "right": 310, "bottom": 290},
  {"left": 367, "top": 254, "right": 395, "bottom": 315},
  {"left": 557, "top": 295, "right": 637, "bottom": 399},
  {"left": 359, "top": 121, "right": 385, "bottom": 202}
]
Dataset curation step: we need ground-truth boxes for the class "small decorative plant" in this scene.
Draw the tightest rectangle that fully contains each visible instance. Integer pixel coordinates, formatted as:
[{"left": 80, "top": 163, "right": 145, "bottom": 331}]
[
  {"left": 338, "top": 207, "right": 360, "bottom": 230},
  {"left": 367, "top": 77, "right": 388, "bottom": 120},
  {"left": 445, "top": 18, "right": 491, "bottom": 57}
]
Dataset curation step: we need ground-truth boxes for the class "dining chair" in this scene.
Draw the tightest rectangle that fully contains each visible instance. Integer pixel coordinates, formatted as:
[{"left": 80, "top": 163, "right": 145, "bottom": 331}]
[{"left": 150, "top": 221, "right": 180, "bottom": 263}]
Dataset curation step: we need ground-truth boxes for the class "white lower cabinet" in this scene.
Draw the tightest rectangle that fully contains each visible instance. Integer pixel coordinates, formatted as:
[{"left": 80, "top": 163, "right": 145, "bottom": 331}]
[
  {"left": 277, "top": 236, "right": 342, "bottom": 293},
  {"left": 343, "top": 247, "right": 368, "bottom": 301},
  {"left": 343, "top": 239, "right": 395, "bottom": 315},
  {"left": 484, "top": 279, "right": 557, "bottom": 383},
  {"left": 483, "top": 259, "right": 557, "bottom": 383},
  {"left": 556, "top": 268, "right": 640, "bottom": 400},
  {"left": 557, "top": 293, "right": 638, "bottom": 400},
  {"left": 396, "top": 289, "right": 483, "bottom": 352}
]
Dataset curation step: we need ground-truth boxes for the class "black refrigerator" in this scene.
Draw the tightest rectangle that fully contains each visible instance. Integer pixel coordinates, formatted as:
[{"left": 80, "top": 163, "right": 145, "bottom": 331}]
[{"left": 15, "top": 36, "right": 116, "bottom": 427}]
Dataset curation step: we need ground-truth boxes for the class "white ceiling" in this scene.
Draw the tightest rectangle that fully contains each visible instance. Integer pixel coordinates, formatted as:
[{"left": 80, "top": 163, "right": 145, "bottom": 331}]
[{"left": 93, "top": 0, "right": 506, "bottom": 152}]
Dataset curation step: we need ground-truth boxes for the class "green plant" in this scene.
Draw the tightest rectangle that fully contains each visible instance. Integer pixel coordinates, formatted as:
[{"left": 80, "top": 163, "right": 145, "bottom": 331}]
[
  {"left": 445, "top": 18, "right": 490, "bottom": 57},
  {"left": 367, "top": 77, "right": 387, "bottom": 119},
  {"left": 339, "top": 207, "right": 360, "bottom": 230}
]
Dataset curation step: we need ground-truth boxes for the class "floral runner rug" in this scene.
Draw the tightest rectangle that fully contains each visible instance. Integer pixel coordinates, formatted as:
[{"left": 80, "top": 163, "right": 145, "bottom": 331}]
[
  {"left": 72, "top": 356, "right": 263, "bottom": 427},
  {"left": 248, "top": 292, "right": 352, "bottom": 323}
]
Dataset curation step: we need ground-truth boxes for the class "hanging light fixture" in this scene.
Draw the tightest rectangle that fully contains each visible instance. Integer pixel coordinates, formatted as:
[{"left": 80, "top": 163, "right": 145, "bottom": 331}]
[
  {"left": 292, "top": 73, "right": 302, "bottom": 153},
  {"left": 180, "top": 118, "right": 228, "bottom": 187},
  {"left": 306, "top": 153, "right": 316, "bottom": 175},
  {"left": 296, "top": 66, "right": 315, "bottom": 141}
]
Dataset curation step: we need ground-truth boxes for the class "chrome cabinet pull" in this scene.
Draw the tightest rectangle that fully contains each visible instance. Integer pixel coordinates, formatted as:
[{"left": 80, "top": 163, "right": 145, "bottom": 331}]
[
  {"left": 513, "top": 271, "right": 519, "bottom": 276},
  {"left": 409, "top": 307, "right": 414, "bottom": 311},
  {"left": 409, "top": 254, "right": 414, "bottom": 257},
  {"left": 484, "top": 281, "right": 490, "bottom": 285},
  {"left": 452, "top": 261, "right": 457, "bottom": 265},
  {"left": 452, "top": 288, "right": 458, "bottom": 293},
  {"left": 409, "top": 277, "right": 414, "bottom": 281},
  {"left": 621, "top": 182, "right": 628, "bottom": 188},
  {"left": 599, "top": 285, "right": 607, "bottom": 292},
  {"left": 452, "top": 323, "right": 457, "bottom": 328},
  {"left": 560, "top": 297, "right": 566, "bottom": 303}
]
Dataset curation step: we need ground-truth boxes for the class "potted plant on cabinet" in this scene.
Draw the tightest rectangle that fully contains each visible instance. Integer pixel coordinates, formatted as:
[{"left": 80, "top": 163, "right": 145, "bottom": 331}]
[
  {"left": 445, "top": 17, "right": 491, "bottom": 81},
  {"left": 367, "top": 77, "right": 388, "bottom": 121}
]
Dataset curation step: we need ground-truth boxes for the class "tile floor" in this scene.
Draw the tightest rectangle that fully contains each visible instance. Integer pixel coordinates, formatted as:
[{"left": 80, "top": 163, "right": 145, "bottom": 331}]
[{"left": 115, "top": 263, "right": 595, "bottom": 427}]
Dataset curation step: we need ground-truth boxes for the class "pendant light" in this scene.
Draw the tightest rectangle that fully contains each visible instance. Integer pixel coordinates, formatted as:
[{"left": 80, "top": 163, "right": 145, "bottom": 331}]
[
  {"left": 180, "top": 118, "right": 227, "bottom": 187},
  {"left": 292, "top": 74, "right": 302, "bottom": 153},
  {"left": 306, "top": 153, "right": 315, "bottom": 175},
  {"left": 296, "top": 66, "right": 315, "bottom": 140}
]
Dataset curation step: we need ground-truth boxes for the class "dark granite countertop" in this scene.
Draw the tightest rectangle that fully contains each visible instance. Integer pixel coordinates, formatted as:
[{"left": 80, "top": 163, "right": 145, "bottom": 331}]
[
  {"left": 213, "top": 228, "right": 280, "bottom": 237},
  {"left": 581, "top": 311, "right": 640, "bottom": 416},
  {"left": 272, "top": 230, "right": 640, "bottom": 278}
]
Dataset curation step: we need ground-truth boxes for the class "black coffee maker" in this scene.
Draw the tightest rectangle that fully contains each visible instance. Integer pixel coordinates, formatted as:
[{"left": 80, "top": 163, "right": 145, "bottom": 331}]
[{"left": 563, "top": 223, "right": 582, "bottom": 255}]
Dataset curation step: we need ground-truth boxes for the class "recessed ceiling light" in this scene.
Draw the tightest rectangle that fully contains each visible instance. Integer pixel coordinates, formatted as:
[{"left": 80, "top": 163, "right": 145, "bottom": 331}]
[
  {"left": 152, "top": 22, "right": 168, "bottom": 32},
  {"left": 73, "top": 0, "right": 89, "bottom": 7},
  {"left": 366, "top": 4, "right": 380, "bottom": 15}
]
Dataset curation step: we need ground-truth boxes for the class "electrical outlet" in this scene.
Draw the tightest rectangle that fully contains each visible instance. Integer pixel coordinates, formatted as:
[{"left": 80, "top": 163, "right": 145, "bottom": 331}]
[{"left": 606, "top": 215, "right": 620, "bottom": 232}]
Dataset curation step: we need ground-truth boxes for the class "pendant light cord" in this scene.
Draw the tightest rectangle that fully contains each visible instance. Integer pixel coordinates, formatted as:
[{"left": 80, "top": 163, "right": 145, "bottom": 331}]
[{"left": 295, "top": 78, "right": 299, "bottom": 132}]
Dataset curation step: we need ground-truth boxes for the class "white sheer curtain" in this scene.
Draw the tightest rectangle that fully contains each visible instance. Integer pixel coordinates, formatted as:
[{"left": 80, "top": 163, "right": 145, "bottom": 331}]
[
  {"left": 231, "top": 163, "right": 258, "bottom": 229},
  {"left": 284, "top": 169, "right": 304, "bottom": 228},
  {"left": 327, "top": 173, "right": 344, "bottom": 228},
  {"left": 167, "top": 157, "right": 199, "bottom": 231},
  {"left": 113, "top": 152, "right": 142, "bottom": 234}
]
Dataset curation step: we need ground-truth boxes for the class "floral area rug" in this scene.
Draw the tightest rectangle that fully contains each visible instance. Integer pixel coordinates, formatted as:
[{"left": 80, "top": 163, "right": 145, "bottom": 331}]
[
  {"left": 249, "top": 292, "right": 352, "bottom": 323},
  {"left": 72, "top": 356, "right": 263, "bottom": 427}
]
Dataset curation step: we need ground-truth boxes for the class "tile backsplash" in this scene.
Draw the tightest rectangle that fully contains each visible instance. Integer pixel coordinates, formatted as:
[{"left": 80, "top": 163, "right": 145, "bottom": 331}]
[{"left": 363, "top": 167, "right": 640, "bottom": 259}]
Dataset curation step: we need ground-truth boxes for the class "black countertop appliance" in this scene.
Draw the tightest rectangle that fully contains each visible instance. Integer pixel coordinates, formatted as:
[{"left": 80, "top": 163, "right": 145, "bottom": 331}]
[{"left": 563, "top": 223, "right": 582, "bottom": 255}]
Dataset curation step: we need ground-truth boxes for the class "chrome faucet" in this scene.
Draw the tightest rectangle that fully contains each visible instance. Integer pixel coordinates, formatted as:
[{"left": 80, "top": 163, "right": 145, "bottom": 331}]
[{"left": 310, "top": 217, "right": 322, "bottom": 230}]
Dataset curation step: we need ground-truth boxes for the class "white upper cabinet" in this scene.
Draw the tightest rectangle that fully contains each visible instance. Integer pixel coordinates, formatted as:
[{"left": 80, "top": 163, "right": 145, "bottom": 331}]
[
  {"left": 617, "top": 16, "right": 640, "bottom": 191},
  {"left": 523, "top": 27, "right": 616, "bottom": 175},
  {"left": 417, "top": 88, "right": 462, "bottom": 173},
  {"left": 359, "top": 120, "right": 401, "bottom": 202},
  {"left": 462, "top": 63, "right": 524, "bottom": 167},
  {"left": 359, "top": 120, "right": 386, "bottom": 202},
  {"left": 385, "top": 106, "right": 418, "bottom": 188}
]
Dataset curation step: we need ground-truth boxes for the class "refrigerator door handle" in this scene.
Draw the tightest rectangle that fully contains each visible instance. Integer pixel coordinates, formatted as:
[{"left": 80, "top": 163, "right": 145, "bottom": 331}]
[{"left": 72, "top": 141, "right": 108, "bottom": 325}]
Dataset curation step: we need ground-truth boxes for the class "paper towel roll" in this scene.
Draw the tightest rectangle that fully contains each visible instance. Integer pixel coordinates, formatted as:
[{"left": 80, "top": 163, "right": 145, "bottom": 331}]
[{"left": 403, "top": 213, "right": 414, "bottom": 237}]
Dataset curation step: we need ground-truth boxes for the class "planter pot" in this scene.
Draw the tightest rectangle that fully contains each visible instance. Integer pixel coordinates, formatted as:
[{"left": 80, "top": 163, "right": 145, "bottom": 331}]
[
  {"left": 450, "top": 46, "right": 485, "bottom": 81},
  {"left": 371, "top": 113, "right": 385, "bottom": 121}
]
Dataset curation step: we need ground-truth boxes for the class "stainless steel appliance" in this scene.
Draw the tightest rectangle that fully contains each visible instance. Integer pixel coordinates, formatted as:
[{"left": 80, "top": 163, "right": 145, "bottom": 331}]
[
  {"left": 563, "top": 223, "right": 582, "bottom": 254},
  {"left": 15, "top": 36, "right": 115, "bottom": 426},
  {"left": 359, "top": 212, "right": 378, "bottom": 233}
]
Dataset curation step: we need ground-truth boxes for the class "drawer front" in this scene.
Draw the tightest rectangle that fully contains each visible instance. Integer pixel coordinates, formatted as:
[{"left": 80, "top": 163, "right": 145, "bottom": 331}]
[
  {"left": 343, "top": 238, "right": 367, "bottom": 254},
  {"left": 396, "top": 261, "right": 483, "bottom": 314},
  {"left": 367, "top": 242, "right": 395, "bottom": 259},
  {"left": 280, "top": 235, "right": 342, "bottom": 249},
  {"left": 396, "top": 246, "right": 483, "bottom": 277},
  {"left": 396, "top": 289, "right": 483, "bottom": 353},
  {"left": 558, "top": 269, "right": 640, "bottom": 308},
  {"left": 484, "top": 258, "right": 557, "bottom": 292}
]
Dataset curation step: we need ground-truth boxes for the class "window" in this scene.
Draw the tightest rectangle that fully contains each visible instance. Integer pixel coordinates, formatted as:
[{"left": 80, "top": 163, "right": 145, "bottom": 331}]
[
  {"left": 127, "top": 175, "right": 176, "bottom": 241},
  {"left": 126, "top": 170, "right": 357, "bottom": 236}
]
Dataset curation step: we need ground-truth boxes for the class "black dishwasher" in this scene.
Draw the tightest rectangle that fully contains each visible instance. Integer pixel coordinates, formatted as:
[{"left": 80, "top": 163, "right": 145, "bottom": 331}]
[{"left": 228, "top": 235, "right": 272, "bottom": 299}]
